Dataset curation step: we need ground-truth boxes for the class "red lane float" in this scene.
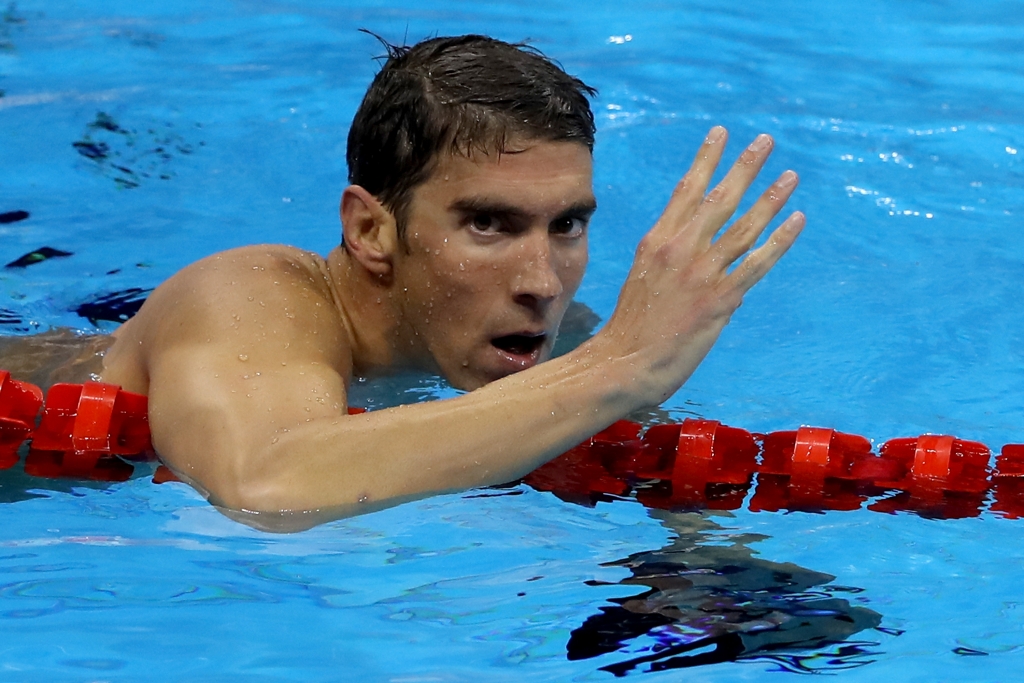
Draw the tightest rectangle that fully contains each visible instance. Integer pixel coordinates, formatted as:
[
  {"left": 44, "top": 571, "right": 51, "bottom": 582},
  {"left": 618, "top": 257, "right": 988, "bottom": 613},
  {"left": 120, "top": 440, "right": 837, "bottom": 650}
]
[
  {"left": 25, "top": 380, "right": 153, "bottom": 482},
  {"left": 0, "top": 370, "right": 44, "bottom": 468},
  {"left": 751, "top": 427, "right": 880, "bottom": 512},
  {"left": 525, "top": 419, "right": 1024, "bottom": 519},
  {"left": 868, "top": 435, "right": 991, "bottom": 518},
  {"left": 990, "top": 445, "right": 1024, "bottom": 519},
  {"left": 3, "top": 369, "right": 1024, "bottom": 519}
]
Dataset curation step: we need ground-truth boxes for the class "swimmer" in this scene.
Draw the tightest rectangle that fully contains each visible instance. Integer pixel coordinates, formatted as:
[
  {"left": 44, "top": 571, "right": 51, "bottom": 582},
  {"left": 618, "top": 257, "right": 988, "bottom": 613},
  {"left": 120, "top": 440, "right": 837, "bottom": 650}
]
[{"left": 11, "top": 35, "right": 805, "bottom": 522}]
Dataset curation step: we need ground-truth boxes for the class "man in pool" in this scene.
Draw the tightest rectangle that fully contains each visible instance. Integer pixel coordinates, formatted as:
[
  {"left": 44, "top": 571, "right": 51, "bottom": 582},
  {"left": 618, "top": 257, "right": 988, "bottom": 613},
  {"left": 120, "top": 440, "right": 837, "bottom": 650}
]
[{"left": 26, "top": 35, "right": 805, "bottom": 521}]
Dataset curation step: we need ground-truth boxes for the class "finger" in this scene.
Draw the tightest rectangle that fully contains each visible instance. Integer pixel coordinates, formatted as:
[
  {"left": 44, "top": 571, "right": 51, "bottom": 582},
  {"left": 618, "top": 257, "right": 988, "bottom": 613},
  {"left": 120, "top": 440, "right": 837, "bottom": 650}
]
[
  {"left": 712, "top": 170, "right": 799, "bottom": 264},
  {"left": 690, "top": 133, "right": 775, "bottom": 245},
  {"left": 651, "top": 127, "right": 728, "bottom": 238},
  {"left": 725, "top": 211, "right": 805, "bottom": 292}
]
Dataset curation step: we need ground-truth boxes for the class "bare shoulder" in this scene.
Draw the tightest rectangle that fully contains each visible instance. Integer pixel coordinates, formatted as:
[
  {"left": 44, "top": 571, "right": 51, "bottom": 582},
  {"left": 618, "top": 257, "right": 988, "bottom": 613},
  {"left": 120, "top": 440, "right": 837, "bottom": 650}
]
[{"left": 103, "top": 245, "right": 351, "bottom": 391}]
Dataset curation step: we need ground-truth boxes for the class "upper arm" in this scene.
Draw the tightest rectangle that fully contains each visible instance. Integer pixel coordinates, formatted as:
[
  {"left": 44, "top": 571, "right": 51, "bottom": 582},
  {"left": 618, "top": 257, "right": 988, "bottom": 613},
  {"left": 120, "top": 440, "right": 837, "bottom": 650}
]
[{"left": 127, "top": 248, "right": 353, "bottom": 506}]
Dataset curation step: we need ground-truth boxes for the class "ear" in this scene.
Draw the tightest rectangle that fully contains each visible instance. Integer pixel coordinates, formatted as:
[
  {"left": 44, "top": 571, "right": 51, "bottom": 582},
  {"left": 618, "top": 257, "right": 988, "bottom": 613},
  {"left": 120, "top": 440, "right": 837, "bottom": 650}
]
[{"left": 340, "top": 185, "right": 399, "bottom": 278}]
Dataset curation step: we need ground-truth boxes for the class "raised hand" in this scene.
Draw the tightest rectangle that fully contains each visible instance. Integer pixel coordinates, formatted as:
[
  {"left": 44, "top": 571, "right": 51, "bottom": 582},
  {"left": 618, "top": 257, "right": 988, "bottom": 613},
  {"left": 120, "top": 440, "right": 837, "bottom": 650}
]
[{"left": 591, "top": 126, "right": 805, "bottom": 406}]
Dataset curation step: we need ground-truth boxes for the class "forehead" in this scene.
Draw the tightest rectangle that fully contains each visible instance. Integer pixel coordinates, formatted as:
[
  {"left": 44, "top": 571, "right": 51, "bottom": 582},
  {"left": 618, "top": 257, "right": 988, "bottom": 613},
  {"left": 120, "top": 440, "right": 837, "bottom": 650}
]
[{"left": 414, "top": 140, "right": 595, "bottom": 212}]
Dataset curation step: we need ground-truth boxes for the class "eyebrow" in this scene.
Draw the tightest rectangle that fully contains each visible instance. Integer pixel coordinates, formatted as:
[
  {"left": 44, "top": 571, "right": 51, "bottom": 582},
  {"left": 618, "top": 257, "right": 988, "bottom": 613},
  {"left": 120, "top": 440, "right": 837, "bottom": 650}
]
[{"left": 449, "top": 196, "right": 598, "bottom": 224}]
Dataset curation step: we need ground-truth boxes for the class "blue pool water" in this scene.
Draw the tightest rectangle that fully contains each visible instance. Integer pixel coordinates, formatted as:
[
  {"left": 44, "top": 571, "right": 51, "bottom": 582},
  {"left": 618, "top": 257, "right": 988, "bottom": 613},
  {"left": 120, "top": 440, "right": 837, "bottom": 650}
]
[{"left": 2, "top": 0, "right": 1023, "bottom": 680}]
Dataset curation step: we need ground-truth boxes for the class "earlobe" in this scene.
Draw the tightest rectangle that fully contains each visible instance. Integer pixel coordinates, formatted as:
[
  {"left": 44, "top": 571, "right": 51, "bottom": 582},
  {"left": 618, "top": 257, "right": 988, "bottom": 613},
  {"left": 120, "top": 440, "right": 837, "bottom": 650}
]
[{"left": 340, "top": 185, "right": 399, "bottom": 279}]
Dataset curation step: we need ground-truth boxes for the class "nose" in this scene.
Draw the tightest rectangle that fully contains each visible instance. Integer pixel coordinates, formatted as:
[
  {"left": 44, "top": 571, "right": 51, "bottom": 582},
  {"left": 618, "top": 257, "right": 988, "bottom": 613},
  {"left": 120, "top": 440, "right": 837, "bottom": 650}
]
[{"left": 511, "top": 231, "right": 563, "bottom": 310}]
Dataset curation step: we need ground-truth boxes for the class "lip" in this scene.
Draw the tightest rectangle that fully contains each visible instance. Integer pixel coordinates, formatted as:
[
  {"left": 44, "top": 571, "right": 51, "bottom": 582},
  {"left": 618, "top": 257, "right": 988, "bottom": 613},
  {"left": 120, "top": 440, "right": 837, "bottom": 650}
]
[{"left": 489, "top": 331, "right": 548, "bottom": 372}]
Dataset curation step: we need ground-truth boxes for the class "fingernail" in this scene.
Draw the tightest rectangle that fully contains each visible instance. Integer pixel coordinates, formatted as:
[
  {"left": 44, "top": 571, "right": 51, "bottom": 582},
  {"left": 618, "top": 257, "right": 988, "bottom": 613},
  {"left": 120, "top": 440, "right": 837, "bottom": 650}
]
[
  {"left": 748, "top": 134, "right": 771, "bottom": 152},
  {"left": 705, "top": 126, "right": 726, "bottom": 144},
  {"left": 786, "top": 211, "right": 806, "bottom": 231},
  {"left": 778, "top": 170, "right": 798, "bottom": 187}
]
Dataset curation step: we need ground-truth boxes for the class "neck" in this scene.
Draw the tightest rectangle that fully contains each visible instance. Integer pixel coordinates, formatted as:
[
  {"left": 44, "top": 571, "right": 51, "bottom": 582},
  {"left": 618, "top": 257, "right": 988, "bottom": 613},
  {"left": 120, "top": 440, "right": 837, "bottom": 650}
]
[{"left": 324, "top": 245, "right": 418, "bottom": 377}]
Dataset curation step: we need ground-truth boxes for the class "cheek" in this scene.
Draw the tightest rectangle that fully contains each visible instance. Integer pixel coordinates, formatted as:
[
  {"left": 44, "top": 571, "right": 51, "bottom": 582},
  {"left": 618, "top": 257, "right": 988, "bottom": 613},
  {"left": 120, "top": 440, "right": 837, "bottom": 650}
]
[
  {"left": 558, "top": 245, "right": 589, "bottom": 293},
  {"left": 411, "top": 259, "right": 498, "bottom": 332}
]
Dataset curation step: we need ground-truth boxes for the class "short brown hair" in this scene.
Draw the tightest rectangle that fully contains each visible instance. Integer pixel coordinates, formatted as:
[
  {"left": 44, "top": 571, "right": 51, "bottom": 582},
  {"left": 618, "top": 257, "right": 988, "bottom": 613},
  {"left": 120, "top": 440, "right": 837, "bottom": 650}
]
[{"left": 346, "top": 34, "right": 597, "bottom": 235}]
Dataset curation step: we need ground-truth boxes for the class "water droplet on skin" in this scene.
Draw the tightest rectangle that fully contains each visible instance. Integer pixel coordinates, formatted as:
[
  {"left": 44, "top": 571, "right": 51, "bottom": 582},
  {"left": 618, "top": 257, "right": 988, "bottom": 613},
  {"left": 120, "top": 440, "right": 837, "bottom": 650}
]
[
  {"left": 247, "top": 296, "right": 254, "bottom": 301},
  {"left": 271, "top": 437, "right": 279, "bottom": 444},
  {"left": 238, "top": 354, "right": 249, "bottom": 361}
]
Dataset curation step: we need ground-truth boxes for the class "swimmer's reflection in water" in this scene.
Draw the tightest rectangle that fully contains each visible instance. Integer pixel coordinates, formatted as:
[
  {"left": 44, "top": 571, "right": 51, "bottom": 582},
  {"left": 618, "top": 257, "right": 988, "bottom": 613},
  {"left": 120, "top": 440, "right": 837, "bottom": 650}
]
[{"left": 567, "top": 510, "right": 882, "bottom": 676}]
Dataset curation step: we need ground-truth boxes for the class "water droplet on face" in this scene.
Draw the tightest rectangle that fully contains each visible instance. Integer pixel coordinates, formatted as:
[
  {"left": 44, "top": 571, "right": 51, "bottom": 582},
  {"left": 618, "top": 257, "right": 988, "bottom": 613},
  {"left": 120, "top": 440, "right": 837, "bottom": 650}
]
[
  {"left": 271, "top": 437, "right": 279, "bottom": 444},
  {"left": 238, "top": 354, "right": 249, "bottom": 361}
]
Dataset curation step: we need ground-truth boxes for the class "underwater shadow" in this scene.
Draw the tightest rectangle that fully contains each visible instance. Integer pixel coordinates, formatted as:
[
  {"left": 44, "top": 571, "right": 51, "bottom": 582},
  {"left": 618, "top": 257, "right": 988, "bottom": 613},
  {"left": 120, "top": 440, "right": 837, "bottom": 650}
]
[{"left": 565, "top": 510, "right": 884, "bottom": 676}]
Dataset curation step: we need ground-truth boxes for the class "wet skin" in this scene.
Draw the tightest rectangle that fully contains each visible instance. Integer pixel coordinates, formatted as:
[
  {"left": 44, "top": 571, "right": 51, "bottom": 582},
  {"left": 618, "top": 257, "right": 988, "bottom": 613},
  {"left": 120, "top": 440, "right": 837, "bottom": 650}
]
[
  {"left": 387, "top": 142, "right": 594, "bottom": 389},
  {"left": 94, "top": 127, "right": 802, "bottom": 525}
]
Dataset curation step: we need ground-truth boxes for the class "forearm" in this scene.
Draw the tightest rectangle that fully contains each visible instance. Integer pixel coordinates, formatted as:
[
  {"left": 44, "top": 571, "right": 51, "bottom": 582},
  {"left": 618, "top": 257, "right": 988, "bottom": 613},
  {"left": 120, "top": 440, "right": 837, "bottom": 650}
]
[{"left": 169, "top": 341, "right": 641, "bottom": 514}]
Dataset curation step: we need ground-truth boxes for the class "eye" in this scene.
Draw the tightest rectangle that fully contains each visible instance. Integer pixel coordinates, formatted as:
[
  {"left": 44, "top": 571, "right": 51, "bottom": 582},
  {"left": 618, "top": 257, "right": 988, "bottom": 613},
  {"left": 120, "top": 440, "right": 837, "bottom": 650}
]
[
  {"left": 470, "top": 212, "right": 501, "bottom": 233},
  {"left": 550, "top": 216, "right": 587, "bottom": 237}
]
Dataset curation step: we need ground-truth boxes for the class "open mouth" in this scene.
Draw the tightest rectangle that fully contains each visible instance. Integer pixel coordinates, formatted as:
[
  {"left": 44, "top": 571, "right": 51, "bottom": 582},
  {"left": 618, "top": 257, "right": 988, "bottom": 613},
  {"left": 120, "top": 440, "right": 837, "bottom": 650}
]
[{"left": 491, "top": 333, "right": 547, "bottom": 357}]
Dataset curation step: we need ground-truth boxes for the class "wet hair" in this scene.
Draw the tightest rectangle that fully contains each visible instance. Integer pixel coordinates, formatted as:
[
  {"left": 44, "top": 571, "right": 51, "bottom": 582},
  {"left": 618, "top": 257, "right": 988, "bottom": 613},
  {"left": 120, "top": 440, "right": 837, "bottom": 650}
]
[{"left": 346, "top": 34, "right": 597, "bottom": 236}]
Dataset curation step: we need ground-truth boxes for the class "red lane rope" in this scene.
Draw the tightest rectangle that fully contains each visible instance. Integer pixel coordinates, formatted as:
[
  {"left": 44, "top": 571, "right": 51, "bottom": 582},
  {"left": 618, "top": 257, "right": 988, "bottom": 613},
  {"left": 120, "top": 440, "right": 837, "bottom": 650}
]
[{"left": 2, "top": 369, "right": 1023, "bottom": 518}]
